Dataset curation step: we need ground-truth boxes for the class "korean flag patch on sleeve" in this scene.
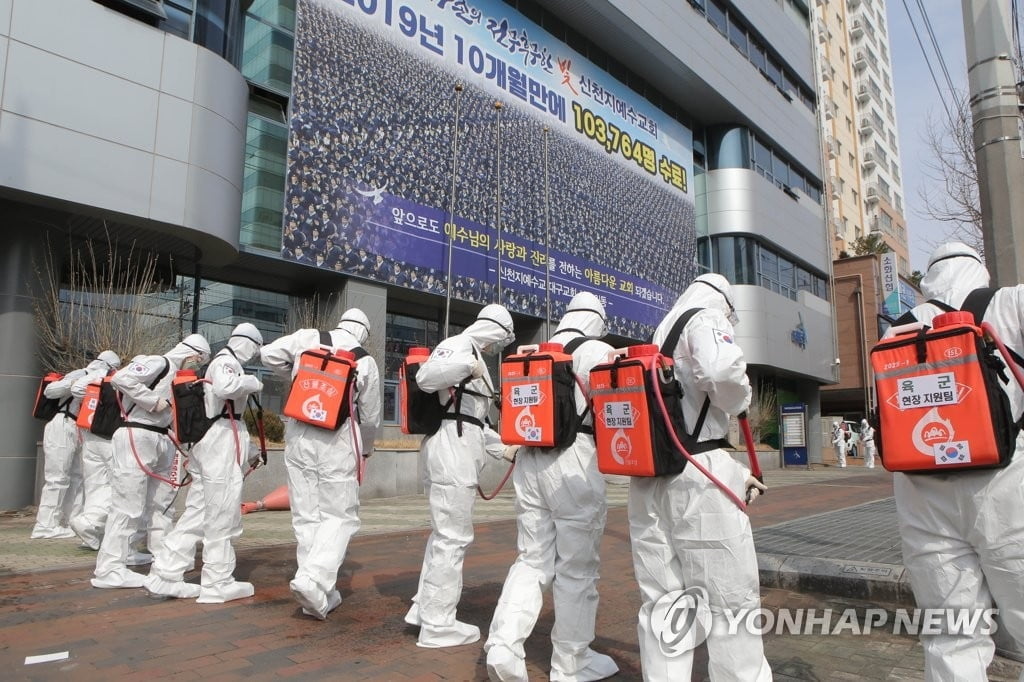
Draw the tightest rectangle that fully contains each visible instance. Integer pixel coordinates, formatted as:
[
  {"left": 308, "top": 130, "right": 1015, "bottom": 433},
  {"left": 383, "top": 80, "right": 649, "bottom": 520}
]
[{"left": 713, "top": 329, "right": 734, "bottom": 345}]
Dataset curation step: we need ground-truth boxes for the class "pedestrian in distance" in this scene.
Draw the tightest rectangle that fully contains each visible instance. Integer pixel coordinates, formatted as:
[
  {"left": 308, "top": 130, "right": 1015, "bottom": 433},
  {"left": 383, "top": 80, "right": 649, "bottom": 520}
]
[
  {"left": 92, "top": 334, "right": 210, "bottom": 589},
  {"left": 484, "top": 292, "right": 619, "bottom": 682},
  {"left": 630, "top": 273, "right": 771, "bottom": 681},
  {"left": 261, "top": 309, "right": 381, "bottom": 620},
  {"left": 859, "top": 418, "right": 877, "bottom": 469},
  {"left": 883, "top": 242, "right": 1024, "bottom": 679},
  {"left": 831, "top": 421, "right": 848, "bottom": 468},
  {"left": 405, "top": 304, "right": 515, "bottom": 648}
]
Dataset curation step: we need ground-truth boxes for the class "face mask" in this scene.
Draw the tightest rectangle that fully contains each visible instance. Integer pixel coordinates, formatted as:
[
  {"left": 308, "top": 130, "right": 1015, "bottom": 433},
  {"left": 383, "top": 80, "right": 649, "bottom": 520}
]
[{"left": 727, "top": 310, "right": 739, "bottom": 326}]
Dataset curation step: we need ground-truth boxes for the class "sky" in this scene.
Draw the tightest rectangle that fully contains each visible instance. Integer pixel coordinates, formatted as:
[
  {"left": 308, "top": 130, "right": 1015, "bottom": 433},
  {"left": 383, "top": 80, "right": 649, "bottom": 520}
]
[{"left": 886, "top": 0, "right": 969, "bottom": 272}]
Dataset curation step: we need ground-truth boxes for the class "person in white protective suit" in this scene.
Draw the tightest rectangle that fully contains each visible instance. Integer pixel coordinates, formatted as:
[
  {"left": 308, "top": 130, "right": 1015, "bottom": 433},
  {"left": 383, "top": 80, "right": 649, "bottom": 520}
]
[
  {"left": 884, "top": 242, "right": 1024, "bottom": 680},
  {"left": 484, "top": 292, "right": 619, "bottom": 682},
  {"left": 859, "top": 418, "right": 877, "bottom": 469},
  {"left": 144, "top": 323, "right": 264, "bottom": 602},
  {"left": 261, "top": 309, "right": 381, "bottom": 620},
  {"left": 404, "top": 304, "right": 515, "bottom": 648},
  {"left": 832, "top": 421, "right": 848, "bottom": 468},
  {"left": 32, "top": 351, "right": 120, "bottom": 539},
  {"left": 65, "top": 351, "right": 123, "bottom": 548},
  {"left": 91, "top": 334, "right": 210, "bottom": 589},
  {"left": 630, "top": 273, "right": 771, "bottom": 682}
]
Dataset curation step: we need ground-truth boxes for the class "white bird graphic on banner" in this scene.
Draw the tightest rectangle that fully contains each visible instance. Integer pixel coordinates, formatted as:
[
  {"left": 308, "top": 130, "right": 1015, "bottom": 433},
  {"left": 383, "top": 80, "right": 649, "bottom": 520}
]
[{"left": 356, "top": 181, "right": 389, "bottom": 204}]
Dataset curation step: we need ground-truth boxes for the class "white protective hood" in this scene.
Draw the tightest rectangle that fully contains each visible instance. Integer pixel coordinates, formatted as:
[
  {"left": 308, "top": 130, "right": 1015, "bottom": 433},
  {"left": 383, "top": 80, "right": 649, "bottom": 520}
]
[
  {"left": 555, "top": 291, "right": 607, "bottom": 338},
  {"left": 336, "top": 308, "right": 370, "bottom": 345},
  {"left": 166, "top": 333, "right": 211, "bottom": 366},
  {"left": 920, "top": 242, "right": 990, "bottom": 306},
  {"left": 464, "top": 304, "right": 514, "bottom": 353},
  {"left": 226, "top": 322, "right": 263, "bottom": 365},
  {"left": 670, "top": 273, "right": 738, "bottom": 325}
]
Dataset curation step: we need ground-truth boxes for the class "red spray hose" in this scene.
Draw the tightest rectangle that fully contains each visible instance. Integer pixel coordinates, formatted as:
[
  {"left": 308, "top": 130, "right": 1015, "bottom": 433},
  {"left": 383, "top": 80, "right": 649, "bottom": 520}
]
[
  {"left": 738, "top": 411, "right": 764, "bottom": 484},
  {"left": 649, "top": 360, "right": 749, "bottom": 511}
]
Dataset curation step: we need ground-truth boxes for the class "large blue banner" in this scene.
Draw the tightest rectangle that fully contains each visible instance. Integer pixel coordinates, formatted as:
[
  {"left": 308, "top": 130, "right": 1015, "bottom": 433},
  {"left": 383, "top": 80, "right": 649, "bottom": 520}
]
[{"left": 285, "top": 0, "right": 698, "bottom": 337}]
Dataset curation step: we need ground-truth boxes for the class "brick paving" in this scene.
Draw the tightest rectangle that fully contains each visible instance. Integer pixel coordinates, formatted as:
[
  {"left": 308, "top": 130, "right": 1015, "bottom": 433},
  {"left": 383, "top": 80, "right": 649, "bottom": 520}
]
[{"left": 1, "top": 467, "right": 1021, "bottom": 680}]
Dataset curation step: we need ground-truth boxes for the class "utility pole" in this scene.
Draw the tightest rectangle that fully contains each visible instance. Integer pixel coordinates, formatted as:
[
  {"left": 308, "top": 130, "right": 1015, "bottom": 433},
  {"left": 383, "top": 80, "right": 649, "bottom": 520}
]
[{"left": 962, "top": 0, "right": 1024, "bottom": 285}]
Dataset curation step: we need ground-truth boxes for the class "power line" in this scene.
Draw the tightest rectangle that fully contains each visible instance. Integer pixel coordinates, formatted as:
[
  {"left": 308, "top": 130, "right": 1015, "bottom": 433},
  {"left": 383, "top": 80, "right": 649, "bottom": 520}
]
[
  {"left": 914, "top": 0, "right": 958, "bottom": 96},
  {"left": 900, "top": 0, "right": 956, "bottom": 125}
]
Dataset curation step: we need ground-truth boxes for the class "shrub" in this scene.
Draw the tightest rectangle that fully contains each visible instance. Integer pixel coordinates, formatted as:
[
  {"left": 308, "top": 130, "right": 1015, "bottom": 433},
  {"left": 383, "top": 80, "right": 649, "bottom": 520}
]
[{"left": 243, "top": 409, "right": 284, "bottom": 443}]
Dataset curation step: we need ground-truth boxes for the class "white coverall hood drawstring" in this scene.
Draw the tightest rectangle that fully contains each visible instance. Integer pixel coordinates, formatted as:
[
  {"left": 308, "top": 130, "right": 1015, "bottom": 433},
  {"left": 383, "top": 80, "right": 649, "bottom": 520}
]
[
  {"left": 336, "top": 308, "right": 370, "bottom": 345},
  {"left": 556, "top": 291, "right": 607, "bottom": 339}
]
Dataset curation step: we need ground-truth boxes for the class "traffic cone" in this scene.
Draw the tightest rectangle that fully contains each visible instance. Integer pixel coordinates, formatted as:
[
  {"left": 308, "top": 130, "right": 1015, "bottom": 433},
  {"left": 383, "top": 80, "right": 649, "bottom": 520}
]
[{"left": 241, "top": 484, "right": 290, "bottom": 514}]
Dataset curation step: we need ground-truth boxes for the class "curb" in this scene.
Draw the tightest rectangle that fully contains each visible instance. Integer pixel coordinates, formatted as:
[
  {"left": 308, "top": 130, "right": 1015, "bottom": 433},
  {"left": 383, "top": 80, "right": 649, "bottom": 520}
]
[{"left": 758, "top": 553, "right": 914, "bottom": 606}]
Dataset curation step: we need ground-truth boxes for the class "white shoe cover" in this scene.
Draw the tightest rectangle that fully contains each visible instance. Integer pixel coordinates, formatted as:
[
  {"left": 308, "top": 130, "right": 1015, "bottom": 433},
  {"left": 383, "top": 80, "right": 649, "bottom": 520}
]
[
  {"left": 304, "top": 589, "right": 341, "bottom": 617},
  {"left": 290, "top": 577, "right": 328, "bottom": 620},
  {"left": 91, "top": 568, "right": 145, "bottom": 589},
  {"left": 70, "top": 519, "right": 101, "bottom": 550},
  {"left": 486, "top": 644, "right": 528, "bottom": 682},
  {"left": 30, "top": 526, "right": 76, "bottom": 539},
  {"left": 551, "top": 650, "right": 619, "bottom": 682},
  {"left": 144, "top": 574, "right": 201, "bottom": 599},
  {"left": 404, "top": 602, "right": 421, "bottom": 626},
  {"left": 197, "top": 581, "right": 254, "bottom": 604},
  {"left": 417, "top": 620, "right": 481, "bottom": 648},
  {"left": 126, "top": 551, "right": 153, "bottom": 566}
]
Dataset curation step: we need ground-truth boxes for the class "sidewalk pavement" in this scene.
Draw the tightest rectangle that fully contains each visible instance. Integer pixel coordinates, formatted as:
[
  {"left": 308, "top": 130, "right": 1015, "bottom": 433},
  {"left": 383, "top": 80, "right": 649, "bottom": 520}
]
[{"left": 1, "top": 464, "right": 1021, "bottom": 680}]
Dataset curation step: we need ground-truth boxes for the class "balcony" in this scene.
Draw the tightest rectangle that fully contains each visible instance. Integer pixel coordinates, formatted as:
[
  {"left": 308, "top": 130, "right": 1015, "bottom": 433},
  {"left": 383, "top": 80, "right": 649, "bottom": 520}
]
[
  {"left": 866, "top": 183, "right": 879, "bottom": 203},
  {"left": 848, "top": 0, "right": 862, "bottom": 8},
  {"left": 862, "top": 150, "right": 876, "bottom": 169},
  {"left": 851, "top": 18, "right": 864, "bottom": 40},
  {"left": 817, "top": 19, "right": 828, "bottom": 43},
  {"left": 826, "top": 135, "right": 837, "bottom": 158}
]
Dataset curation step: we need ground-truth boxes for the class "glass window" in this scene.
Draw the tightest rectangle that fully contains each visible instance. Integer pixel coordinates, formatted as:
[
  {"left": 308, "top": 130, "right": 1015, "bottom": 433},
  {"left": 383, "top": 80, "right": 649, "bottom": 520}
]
[
  {"left": 759, "top": 248, "right": 779, "bottom": 292},
  {"left": 766, "top": 58, "right": 782, "bottom": 88},
  {"left": 242, "top": 17, "right": 294, "bottom": 94},
  {"left": 241, "top": 111, "right": 289, "bottom": 251},
  {"left": 779, "top": 257, "right": 795, "bottom": 299},
  {"left": 750, "top": 42, "right": 767, "bottom": 73},
  {"left": 707, "top": 0, "right": 727, "bottom": 35},
  {"left": 247, "top": 0, "right": 295, "bottom": 32},
  {"left": 772, "top": 155, "right": 790, "bottom": 188},
  {"left": 753, "top": 137, "right": 772, "bottom": 177},
  {"left": 195, "top": 0, "right": 243, "bottom": 66},
  {"left": 728, "top": 16, "right": 747, "bottom": 54}
]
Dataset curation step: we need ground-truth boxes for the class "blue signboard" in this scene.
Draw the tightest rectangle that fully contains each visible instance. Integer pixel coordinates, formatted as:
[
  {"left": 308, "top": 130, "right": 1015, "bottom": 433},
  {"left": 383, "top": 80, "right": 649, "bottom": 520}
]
[
  {"left": 284, "top": 0, "right": 697, "bottom": 338},
  {"left": 780, "top": 402, "right": 808, "bottom": 467}
]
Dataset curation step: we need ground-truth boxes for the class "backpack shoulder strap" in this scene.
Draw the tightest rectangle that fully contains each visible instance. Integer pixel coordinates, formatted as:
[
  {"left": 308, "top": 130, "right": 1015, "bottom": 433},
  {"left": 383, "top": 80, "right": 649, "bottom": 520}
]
[
  {"left": 149, "top": 358, "right": 171, "bottom": 390},
  {"left": 892, "top": 310, "right": 918, "bottom": 326},
  {"left": 659, "top": 308, "right": 704, "bottom": 357},
  {"left": 962, "top": 287, "right": 1024, "bottom": 369},
  {"left": 349, "top": 346, "right": 369, "bottom": 361},
  {"left": 319, "top": 330, "right": 333, "bottom": 348},
  {"left": 929, "top": 299, "right": 957, "bottom": 313},
  {"left": 563, "top": 336, "right": 589, "bottom": 355},
  {"left": 961, "top": 288, "right": 997, "bottom": 325}
]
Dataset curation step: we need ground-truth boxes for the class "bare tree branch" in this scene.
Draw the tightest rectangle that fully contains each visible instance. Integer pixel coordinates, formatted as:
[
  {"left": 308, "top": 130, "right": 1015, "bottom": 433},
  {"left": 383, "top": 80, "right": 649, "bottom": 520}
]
[
  {"left": 33, "top": 229, "right": 177, "bottom": 372},
  {"left": 918, "top": 91, "right": 984, "bottom": 258}
]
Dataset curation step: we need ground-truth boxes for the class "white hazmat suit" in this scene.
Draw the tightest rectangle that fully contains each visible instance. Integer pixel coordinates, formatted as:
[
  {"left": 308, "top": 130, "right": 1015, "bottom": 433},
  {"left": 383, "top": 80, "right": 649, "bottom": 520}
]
[
  {"left": 261, "top": 309, "right": 381, "bottom": 619},
  {"left": 832, "top": 422, "right": 848, "bottom": 467},
  {"left": 405, "top": 304, "right": 514, "bottom": 648},
  {"left": 92, "top": 334, "right": 210, "bottom": 589},
  {"left": 145, "top": 324, "right": 264, "bottom": 602},
  {"left": 885, "top": 242, "right": 1024, "bottom": 680},
  {"left": 859, "top": 418, "right": 876, "bottom": 469},
  {"left": 32, "top": 354, "right": 117, "bottom": 538},
  {"left": 68, "top": 351, "right": 122, "bottom": 549},
  {"left": 630, "top": 273, "right": 771, "bottom": 682},
  {"left": 485, "top": 292, "right": 619, "bottom": 682}
]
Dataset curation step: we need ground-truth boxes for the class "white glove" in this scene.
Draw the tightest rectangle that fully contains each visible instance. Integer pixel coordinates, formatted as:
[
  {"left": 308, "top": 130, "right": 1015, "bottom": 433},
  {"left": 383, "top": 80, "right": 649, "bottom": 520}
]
[
  {"left": 745, "top": 476, "right": 767, "bottom": 504},
  {"left": 502, "top": 445, "right": 520, "bottom": 463},
  {"left": 470, "top": 358, "right": 486, "bottom": 379},
  {"left": 245, "top": 376, "right": 264, "bottom": 393}
]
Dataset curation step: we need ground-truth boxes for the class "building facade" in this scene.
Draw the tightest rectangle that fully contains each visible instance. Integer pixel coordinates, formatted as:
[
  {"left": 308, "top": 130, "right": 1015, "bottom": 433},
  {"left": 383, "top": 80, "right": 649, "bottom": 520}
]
[
  {"left": 813, "top": 0, "right": 910, "bottom": 274},
  {"left": 0, "top": 0, "right": 834, "bottom": 508}
]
